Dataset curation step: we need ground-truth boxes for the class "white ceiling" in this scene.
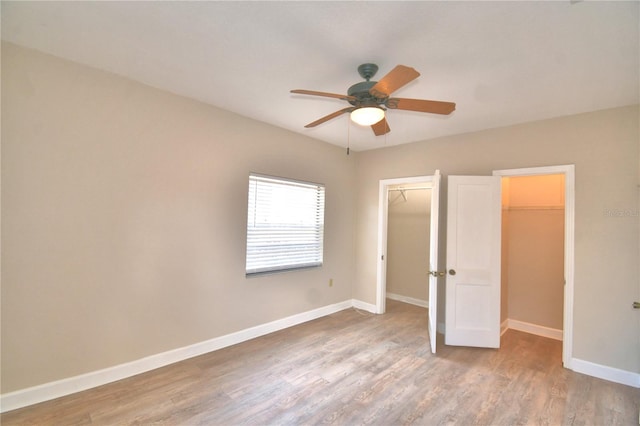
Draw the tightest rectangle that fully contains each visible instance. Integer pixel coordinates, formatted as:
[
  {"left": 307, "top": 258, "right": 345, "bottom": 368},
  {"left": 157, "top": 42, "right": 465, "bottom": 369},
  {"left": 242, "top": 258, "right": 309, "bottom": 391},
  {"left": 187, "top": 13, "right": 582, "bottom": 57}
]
[{"left": 2, "top": 1, "right": 638, "bottom": 152}]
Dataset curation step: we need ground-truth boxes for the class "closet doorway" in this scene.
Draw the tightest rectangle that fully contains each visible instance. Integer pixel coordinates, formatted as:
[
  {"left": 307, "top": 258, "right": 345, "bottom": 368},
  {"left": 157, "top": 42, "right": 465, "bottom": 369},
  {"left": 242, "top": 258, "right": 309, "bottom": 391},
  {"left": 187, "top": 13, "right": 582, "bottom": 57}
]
[
  {"left": 494, "top": 165, "right": 575, "bottom": 367},
  {"left": 500, "top": 174, "right": 565, "bottom": 339},
  {"left": 375, "top": 174, "right": 439, "bottom": 316},
  {"left": 386, "top": 184, "right": 432, "bottom": 308}
]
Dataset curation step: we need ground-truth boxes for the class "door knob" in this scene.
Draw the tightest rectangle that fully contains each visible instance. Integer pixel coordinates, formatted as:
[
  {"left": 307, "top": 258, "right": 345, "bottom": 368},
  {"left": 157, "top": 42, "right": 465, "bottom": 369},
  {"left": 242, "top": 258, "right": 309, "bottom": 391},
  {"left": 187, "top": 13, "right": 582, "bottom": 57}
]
[
  {"left": 449, "top": 269, "right": 456, "bottom": 276},
  {"left": 633, "top": 301, "right": 640, "bottom": 309}
]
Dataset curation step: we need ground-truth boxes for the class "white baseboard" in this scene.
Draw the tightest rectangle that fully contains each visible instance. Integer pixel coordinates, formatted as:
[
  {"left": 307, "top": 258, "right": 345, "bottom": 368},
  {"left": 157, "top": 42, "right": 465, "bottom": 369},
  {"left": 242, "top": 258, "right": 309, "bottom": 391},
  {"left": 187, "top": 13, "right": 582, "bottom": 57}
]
[
  {"left": 506, "top": 319, "right": 563, "bottom": 341},
  {"left": 500, "top": 320, "right": 509, "bottom": 336},
  {"left": 571, "top": 358, "right": 640, "bottom": 388},
  {"left": 0, "top": 299, "right": 360, "bottom": 413},
  {"left": 352, "top": 299, "right": 377, "bottom": 313},
  {"left": 386, "top": 292, "right": 428, "bottom": 308}
]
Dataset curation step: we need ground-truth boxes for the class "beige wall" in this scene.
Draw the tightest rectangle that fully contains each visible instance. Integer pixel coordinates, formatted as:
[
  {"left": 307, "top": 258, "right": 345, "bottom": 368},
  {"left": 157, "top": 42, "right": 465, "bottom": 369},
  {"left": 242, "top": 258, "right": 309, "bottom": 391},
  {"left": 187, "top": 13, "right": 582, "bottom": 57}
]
[
  {"left": 506, "top": 208, "right": 564, "bottom": 329},
  {"left": 504, "top": 175, "right": 565, "bottom": 330},
  {"left": 354, "top": 105, "right": 640, "bottom": 373},
  {"left": 1, "top": 43, "right": 356, "bottom": 393},
  {"left": 386, "top": 187, "right": 431, "bottom": 302}
]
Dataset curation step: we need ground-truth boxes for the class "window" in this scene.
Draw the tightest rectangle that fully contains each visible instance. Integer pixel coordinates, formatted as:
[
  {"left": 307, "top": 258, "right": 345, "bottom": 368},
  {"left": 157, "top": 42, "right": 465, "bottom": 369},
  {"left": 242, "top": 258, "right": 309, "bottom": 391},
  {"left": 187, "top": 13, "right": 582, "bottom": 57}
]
[{"left": 246, "top": 173, "right": 325, "bottom": 275}]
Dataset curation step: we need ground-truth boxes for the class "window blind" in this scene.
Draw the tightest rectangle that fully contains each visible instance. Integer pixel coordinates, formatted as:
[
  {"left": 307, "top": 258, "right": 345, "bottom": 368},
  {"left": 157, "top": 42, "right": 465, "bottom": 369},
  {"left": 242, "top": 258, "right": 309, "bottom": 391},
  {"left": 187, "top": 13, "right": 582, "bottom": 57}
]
[{"left": 246, "top": 174, "right": 325, "bottom": 275}]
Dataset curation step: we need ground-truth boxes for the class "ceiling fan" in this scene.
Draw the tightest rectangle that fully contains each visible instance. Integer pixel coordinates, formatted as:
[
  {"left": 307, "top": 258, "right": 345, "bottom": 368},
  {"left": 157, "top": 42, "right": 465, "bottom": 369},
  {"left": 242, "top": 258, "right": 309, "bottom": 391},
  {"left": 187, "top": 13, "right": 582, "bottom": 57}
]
[{"left": 291, "top": 63, "right": 456, "bottom": 136}]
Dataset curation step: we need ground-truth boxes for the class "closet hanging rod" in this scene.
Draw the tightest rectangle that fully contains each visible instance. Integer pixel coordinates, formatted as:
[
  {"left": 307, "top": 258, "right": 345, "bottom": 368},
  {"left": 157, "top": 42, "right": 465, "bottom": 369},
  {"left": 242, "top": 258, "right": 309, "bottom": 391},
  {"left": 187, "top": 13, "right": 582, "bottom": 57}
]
[{"left": 388, "top": 187, "right": 431, "bottom": 192}]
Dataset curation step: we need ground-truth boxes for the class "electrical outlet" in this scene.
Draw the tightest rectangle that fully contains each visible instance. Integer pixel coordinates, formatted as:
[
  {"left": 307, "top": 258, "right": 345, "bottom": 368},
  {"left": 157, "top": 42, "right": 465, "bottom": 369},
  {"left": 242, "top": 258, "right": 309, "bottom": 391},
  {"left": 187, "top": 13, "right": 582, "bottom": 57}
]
[{"left": 329, "top": 278, "right": 333, "bottom": 287}]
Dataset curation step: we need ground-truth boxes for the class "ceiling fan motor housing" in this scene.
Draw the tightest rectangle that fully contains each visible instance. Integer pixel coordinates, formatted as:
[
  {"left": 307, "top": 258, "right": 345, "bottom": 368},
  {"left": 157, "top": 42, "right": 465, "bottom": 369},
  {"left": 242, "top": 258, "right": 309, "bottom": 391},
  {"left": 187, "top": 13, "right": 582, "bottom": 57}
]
[
  {"left": 348, "top": 63, "right": 387, "bottom": 107},
  {"left": 347, "top": 81, "right": 385, "bottom": 107}
]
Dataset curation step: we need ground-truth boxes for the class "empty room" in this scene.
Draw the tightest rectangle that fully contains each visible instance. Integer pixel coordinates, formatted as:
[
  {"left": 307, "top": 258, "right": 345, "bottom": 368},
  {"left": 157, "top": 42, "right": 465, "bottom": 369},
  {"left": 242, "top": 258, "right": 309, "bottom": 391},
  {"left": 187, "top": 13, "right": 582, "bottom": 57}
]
[{"left": 1, "top": 1, "right": 639, "bottom": 424}]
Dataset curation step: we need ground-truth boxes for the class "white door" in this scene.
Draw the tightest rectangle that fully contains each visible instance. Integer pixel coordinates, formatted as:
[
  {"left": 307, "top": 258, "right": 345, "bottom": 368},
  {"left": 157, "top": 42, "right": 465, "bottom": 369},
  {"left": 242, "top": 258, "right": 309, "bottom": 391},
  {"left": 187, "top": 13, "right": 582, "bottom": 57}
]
[
  {"left": 445, "top": 176, "right": 501, "bottom": 348},
  {"left": 428, "top": 171, "right": 441, "bottom": 354}
]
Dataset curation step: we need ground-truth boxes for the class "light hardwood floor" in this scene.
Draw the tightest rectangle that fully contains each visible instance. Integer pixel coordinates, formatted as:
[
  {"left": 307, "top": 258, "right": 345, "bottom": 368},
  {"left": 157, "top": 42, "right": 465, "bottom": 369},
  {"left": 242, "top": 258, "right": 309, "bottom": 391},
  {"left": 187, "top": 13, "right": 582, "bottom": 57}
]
[{"left": 2, "top": 300, "right": 639, "bottom": 425}]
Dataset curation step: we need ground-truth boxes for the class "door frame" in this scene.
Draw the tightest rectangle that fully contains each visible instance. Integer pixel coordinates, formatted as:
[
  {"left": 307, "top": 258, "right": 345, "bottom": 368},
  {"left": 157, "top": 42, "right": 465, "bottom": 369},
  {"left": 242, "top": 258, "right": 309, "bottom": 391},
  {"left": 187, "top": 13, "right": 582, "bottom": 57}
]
[
  {"left": 493, "top": 164, "right": 575, "bottom": 368},
  {"left": 376, "top": 175, "right": 435, "bottom": 314}
]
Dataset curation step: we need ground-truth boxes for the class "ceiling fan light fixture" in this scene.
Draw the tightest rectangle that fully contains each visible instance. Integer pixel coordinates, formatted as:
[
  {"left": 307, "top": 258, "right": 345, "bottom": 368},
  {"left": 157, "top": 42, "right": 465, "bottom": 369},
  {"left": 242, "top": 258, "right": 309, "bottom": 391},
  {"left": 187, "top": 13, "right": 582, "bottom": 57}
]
[{"left": 350, "top": 107, "right": 385, "bottom": 126}]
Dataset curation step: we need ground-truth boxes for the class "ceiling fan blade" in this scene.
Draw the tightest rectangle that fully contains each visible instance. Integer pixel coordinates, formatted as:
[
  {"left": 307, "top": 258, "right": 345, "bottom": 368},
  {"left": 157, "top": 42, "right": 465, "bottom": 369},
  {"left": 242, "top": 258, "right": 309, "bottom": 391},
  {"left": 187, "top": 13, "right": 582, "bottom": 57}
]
[
  {"left": 291, "top": 89, "right": 356, "bottom": 102},
  {"left": 371, "top": 117, "right": 391, "bottom": 136},
  {"left": 304, "top": 107, "right": 354, "bottom": 128},
  {"left": 370, "top": 65, "right": 420, "bottom": 98},
  {"left": 387, "top": 98, "right": 456, "bottom": 115}
]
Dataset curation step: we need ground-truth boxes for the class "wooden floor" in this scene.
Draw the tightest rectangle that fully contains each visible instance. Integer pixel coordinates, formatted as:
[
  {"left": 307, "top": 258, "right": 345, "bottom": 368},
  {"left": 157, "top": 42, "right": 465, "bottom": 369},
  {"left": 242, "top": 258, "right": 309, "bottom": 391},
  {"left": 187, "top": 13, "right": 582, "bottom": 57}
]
[{"left": 2, "top": 300, "right": 639, "bottom": 425}]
